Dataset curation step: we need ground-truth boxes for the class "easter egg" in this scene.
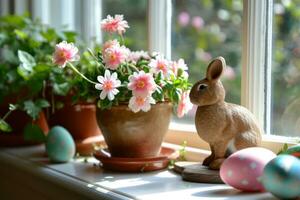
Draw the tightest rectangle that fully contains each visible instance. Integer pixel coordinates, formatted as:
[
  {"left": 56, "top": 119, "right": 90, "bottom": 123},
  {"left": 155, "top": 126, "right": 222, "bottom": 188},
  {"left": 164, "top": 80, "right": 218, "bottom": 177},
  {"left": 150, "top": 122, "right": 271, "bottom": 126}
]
[
  {"left": 220, "top": 147, "right": 276, "bottom": 192},
  {"left": 284, "top": 144, "right": 300, "bottom": 158},
  {"left": 262, "top": 155, "right": 300, "bottom": 199},
  {"left": 46, "top": 126, "right": 75, "bottom": 163}
]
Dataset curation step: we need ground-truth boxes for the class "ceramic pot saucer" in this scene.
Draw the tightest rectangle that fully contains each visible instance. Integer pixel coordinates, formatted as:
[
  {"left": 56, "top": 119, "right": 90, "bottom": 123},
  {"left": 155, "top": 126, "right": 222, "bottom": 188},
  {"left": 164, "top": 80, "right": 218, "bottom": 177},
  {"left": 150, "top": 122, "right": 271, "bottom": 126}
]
[{"left": 93, "top": 147, "right": 178, "bottom": 172}]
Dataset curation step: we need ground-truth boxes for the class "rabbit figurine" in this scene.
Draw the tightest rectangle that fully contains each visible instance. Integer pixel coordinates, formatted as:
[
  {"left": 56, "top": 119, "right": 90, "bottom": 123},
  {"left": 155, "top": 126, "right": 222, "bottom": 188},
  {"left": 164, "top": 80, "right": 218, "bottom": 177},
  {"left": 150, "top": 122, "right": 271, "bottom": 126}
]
[{"left": 189, "top": 57, "right": 262, "bottom": 170}]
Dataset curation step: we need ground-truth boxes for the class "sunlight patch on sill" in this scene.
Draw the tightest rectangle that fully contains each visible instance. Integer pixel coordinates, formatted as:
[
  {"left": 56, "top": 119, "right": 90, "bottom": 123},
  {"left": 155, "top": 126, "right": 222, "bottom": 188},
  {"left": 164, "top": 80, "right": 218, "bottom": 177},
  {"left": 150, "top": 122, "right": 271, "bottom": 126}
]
[{"left": 96, "top": 178, "right": 150, "bottom": 189}]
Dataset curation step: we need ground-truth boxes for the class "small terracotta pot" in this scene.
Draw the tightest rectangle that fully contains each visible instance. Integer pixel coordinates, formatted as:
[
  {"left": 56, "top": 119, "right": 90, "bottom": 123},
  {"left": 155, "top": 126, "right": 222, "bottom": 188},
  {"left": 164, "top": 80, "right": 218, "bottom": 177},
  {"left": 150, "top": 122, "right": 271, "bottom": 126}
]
[
  {"left": 96, "top": 102, "right": 173, "bottom": 158},
  {"left": 49, "top": 102, "right": 103, "bottom": 155},
  {"left": 0, "top": 110, "right": 49, "bottom": 146}
]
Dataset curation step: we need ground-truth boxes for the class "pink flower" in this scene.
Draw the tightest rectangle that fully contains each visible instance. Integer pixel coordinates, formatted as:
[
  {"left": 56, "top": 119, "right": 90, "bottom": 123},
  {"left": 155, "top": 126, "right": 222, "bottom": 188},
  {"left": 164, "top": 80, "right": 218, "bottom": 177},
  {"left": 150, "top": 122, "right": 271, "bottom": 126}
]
[
  {"left": 177, "top": 91, "right": 193, "bottom": 118},
  {"left": 95, "top": 70, "right": 121, "bottom": 101},
  {"left": 128, "top": 71, "right": 157, "bottom": 97},
  {"left": 128, "top": 50, "right": 150, "bottom": 64},
  {"left": 192, "top": 16, "right": 204, "bottom": 30},
  {"left": 223, "top": 66, "right": 236, "bottom": 80},
  {"left": 103, "top": 45, "right": 129, "bottom": 70},
  {"left": 128, "top": 95, "right": 155, "bottom": 113},
  {"left": 102, "top": 39, "right": 120, "bottom": 52},
  {"left": 170, "top": 58, "right": 188, "bottom": 77},
  {"left": 149, "top": 55, "right": 171, "bottom": 78},
  {"left": 178, "top": 12, "right": 190, "bottom": 27},
  {"left": 195, "top": 49, "right": 212, "bottom": 62},
  {"left": 101, "top": 14, "right": 129, "bottom": 35},
  {"left": 53, "top": 41, "right": 79, "bottom": 68}
]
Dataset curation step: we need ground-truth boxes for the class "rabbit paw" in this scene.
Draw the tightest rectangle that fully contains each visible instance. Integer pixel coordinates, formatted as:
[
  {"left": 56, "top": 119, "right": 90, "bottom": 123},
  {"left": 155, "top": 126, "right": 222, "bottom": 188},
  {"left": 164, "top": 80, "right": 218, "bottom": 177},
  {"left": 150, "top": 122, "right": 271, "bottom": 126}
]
[
  {"left": 202, "top": 154, "right": 214, "bottom": 166},
  {"left": 208, "top": 158, "right": 225, "bottom": 170}
]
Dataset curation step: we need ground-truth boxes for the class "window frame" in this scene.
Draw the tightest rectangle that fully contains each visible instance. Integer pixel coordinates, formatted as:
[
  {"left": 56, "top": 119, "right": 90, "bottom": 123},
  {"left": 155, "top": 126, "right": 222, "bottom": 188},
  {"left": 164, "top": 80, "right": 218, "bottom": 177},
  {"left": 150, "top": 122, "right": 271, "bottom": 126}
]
[
  {"left": 3, "top": 0, "right": 298, "bottom": 152},
  {"left": 164, "top": 0, "right": 299, "bottom": 150}
]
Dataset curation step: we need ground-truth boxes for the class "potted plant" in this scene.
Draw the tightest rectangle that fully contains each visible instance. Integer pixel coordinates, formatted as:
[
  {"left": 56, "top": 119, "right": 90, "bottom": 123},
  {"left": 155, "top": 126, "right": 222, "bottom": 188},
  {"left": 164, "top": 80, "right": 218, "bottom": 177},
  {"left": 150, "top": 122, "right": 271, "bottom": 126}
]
[
  {"left": 0, "top": 14, "right": 53, "bottom": 145},
  {"left": 48, "top": 48, "right": 102, "bottom": 155},
  {"left": 52, "top": 14, "right": 192, "bottom": 158},
  {"left": 0, "top": 15, "right": 102, "bottom": 149}
]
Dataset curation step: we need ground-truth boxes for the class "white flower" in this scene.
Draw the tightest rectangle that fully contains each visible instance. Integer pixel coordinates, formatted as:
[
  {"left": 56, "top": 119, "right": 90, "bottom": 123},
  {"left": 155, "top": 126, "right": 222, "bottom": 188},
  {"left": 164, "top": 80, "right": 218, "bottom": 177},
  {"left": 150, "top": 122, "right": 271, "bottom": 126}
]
[
  {"left": 95, "top": 70, "right": 121, "bottom": 100},
  {"left": 128, "top": 50, "right": 150, "bottom": 63},
  {"left": 170, "top": 58, "right": 189, "bottom": 78},
  {"left": 128, "top": 95, "right": 156, "bottom": 113}
]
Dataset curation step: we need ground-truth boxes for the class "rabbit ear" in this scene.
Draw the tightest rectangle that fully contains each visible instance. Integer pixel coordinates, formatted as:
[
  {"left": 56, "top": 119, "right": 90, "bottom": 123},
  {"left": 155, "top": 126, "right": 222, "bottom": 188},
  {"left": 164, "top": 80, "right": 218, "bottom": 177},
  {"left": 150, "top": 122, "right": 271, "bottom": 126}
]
[{"left": 206, "top": 57, "right": 226, "bottom": 82}]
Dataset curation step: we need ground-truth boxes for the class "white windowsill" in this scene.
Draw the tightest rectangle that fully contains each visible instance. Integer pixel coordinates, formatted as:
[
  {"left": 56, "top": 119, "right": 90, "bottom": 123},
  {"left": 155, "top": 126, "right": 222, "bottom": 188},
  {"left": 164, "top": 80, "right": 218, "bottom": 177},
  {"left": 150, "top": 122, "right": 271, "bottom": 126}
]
[
  {"left": 167, "top": 122, "right": 299, "bottom": 154},
  {"left": 0, "top": 144, "right": 275, "bottom": 200}
]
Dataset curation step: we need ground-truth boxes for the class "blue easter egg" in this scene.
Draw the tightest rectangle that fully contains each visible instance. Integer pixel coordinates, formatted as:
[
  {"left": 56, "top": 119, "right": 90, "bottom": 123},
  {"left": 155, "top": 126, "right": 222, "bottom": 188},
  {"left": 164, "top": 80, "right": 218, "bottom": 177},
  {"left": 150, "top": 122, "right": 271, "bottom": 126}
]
[
  {"left": 46, "top": 126, "right": 75, "bottom": 163},
  {"left": 262, "top": 155, "right": 300, "bottom": 199}
]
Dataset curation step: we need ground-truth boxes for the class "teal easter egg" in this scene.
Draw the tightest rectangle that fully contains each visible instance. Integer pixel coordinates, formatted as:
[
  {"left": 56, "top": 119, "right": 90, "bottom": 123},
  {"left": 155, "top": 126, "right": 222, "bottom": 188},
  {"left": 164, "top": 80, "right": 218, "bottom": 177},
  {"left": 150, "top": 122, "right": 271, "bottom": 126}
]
[
  {"left": 284, "top": 144, "right": 300, "bottom": 158},
  {"left": 46, "top": 126, "right": 75, "bottom": 163},
  {"left": 262, "top": 155, "right": 300, "bottom": 199}
]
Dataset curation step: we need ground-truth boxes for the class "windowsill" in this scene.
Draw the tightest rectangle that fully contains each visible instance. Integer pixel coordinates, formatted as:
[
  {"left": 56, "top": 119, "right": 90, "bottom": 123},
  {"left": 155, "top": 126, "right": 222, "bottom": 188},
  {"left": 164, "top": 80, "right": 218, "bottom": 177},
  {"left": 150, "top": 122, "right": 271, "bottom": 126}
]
[
  {"left": 0, "top": 144, "right": 275, "bottom": 200},
  {"left": 166, "top": 122, "right": 299, "bottom": 153}
]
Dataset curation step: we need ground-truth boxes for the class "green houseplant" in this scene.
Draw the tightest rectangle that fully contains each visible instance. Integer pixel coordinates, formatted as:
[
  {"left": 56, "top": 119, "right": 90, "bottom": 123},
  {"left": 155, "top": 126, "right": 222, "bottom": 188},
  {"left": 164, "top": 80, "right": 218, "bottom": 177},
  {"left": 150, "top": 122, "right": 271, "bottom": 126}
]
[
  {"left": 48, "top": 49, "right": 103, "bottom": 155},
  {"left": 0, "top": 14, "right": 58, "bottom": 145},
  {"left": 52, "top": 15, "right": 192, "bottom": 158},
  {"left": 0, "top": 15, "right": 102, "bottom": 148}
]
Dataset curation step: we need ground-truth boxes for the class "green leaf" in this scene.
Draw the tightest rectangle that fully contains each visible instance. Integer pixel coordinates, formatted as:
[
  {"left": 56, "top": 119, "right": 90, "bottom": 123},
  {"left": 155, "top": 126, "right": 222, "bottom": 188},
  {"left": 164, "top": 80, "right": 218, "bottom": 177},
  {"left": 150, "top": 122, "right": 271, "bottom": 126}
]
[
  {"left": 23, "top": 100, "right": 40, "bottom": 120},
  {"left": 23, "top": 99, "right": 49, "bottom": 120},
  {"left": 41, "top": 28, "right": 57, "bottom": 42},
  {"left": 14, "top": 29, "right": 28, "bottom": 40},
  {"left": 277, "top": 143, "right": 289, "bottom": 155},
  {"left": 53, "top": 82, "right": 72, "bottom": 96},
  {"left": 62, "top": 31, "right": 77, "bottom": 42},
  {"left": 17, "top": 66, "right": 30, "bottom": 80},
  {"left": 0, "top": 120, "right": 12, "bottom": 132},
  {"left": 18, "top": 50, "right": 36, "bottom": 72},
  {"left": 34, "top": 64, "right": 51, "bottom": 73},
  {"left": 35, "top": 99, "right": 50, "bottom": 108},
  {"left": 24, "top": 124, "right": 46, "bottom": 142}
]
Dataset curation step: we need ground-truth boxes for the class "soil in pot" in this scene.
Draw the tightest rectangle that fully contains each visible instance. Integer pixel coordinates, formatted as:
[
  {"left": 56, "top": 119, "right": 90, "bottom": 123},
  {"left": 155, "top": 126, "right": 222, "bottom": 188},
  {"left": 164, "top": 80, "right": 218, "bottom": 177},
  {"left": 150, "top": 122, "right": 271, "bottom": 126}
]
[{"left": 96, "top": 102, "right": 173, "bottom": 158}]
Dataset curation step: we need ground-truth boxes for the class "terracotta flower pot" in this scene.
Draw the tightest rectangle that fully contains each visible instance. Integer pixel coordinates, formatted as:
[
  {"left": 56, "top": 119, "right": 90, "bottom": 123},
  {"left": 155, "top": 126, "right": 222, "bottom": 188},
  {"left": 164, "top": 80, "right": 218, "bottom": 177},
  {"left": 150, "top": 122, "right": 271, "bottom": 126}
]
[
  {"left": 0, "top": 93, "right": 49, "bottom": 146},
  {"left": 0, "top": 110, "right": 49, "bottom": 146},
  {"left": 96, "top": 102, "right": 173, "bottom": 158},
  {"left": 49, "top": 102, "right": 103, "bottom": 155}
]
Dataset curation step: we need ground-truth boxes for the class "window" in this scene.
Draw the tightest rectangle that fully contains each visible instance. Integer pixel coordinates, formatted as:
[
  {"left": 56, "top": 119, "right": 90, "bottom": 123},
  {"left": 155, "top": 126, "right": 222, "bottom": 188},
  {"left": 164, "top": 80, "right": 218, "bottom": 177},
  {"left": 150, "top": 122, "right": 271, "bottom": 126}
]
[
  {"left": 172, "top": 0, "right": 243, "bottom": 124},
  {"left": 272, "top": 0, "right": 300, "bottom": 137},
  {"left": 0, "top": 0, "right": 299, "bottom": 143}
]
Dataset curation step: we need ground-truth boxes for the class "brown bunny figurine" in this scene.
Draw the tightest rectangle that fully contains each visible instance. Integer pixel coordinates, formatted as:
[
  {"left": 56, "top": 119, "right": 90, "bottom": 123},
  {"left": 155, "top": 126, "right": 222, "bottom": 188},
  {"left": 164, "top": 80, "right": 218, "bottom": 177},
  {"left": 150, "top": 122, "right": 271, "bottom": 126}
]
[{"left": 189, "top": 57, "right": 262, "bottom": 170}]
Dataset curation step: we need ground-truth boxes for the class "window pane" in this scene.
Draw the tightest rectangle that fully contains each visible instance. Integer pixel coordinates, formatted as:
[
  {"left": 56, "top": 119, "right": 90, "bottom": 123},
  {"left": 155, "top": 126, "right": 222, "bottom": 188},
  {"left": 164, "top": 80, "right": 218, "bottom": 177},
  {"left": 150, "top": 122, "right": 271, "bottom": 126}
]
[
  {"left": 272, "top": 0, "right": 300, "bottom": 137},
  {"left": 172, "top": 0, "right": 243, "bottom": 124},
  {"left": 102, "top": 0, "right": 147, "bottom": 50}
]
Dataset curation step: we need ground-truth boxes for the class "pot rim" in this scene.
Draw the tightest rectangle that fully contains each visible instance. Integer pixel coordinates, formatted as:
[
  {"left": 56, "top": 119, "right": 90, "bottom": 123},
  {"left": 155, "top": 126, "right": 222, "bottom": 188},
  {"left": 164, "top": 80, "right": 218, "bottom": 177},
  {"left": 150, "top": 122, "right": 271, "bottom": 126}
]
[{"left": 98, "top": 101, "right": 173, "bottom": 110}]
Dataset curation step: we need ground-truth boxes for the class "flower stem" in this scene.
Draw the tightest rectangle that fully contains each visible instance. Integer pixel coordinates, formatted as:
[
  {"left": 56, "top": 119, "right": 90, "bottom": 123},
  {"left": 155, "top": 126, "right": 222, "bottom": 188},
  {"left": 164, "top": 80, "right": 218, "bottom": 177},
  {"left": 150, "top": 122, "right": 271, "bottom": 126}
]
[
  {"left": 87, "top": 48, "right": 99, "bottom": 61},
  {"left": 2, "top": 109, "right": 13, "bottom": 121},
  {"left": 67, "top": 62, "right": 97, "bottom": 85},
  {"left": 119, "top": 35, "right": 125, "bottom": 45}
]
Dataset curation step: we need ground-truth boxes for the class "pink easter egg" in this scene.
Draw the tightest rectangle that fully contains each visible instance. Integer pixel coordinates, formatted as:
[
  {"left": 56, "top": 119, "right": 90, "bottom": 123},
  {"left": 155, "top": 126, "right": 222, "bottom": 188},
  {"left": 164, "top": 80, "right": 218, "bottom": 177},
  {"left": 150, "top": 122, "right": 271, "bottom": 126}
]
[{"left": 220, "top": 147, "right": 276, "bottom": 192}]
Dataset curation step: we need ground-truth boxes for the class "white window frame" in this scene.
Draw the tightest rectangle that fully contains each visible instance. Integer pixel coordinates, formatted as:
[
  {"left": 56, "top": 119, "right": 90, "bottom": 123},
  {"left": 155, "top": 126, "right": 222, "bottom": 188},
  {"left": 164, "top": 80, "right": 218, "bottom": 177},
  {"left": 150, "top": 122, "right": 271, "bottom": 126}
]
[
  {"left": 162, "top": 0, "right": 299, "bottom": 151},
  {"left": 148, "top": 0, "right": 172, "bottom": 59}
]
